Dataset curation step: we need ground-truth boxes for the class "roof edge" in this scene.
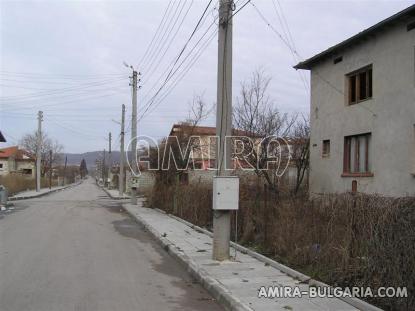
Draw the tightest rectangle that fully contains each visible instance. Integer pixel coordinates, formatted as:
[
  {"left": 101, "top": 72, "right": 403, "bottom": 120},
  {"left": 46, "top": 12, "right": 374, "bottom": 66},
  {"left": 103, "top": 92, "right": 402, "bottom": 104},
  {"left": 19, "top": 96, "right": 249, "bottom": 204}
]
[{"left": 294, "top": 4, "right": 415, "bottom": 70}]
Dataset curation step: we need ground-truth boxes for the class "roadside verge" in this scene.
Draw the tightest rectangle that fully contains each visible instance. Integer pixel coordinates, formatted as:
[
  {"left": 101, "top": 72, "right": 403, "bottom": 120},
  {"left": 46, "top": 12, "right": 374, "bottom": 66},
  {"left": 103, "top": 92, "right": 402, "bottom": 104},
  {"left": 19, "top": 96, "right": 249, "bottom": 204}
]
[
  {"left": 100, "top": 186, "right": 131, "bottom": 200},
  {"left": 8, "top": 181, "right": 83, "bottom": 201},
  {"left": 119, "top": 201, "right": 382, "bottom": 311}
]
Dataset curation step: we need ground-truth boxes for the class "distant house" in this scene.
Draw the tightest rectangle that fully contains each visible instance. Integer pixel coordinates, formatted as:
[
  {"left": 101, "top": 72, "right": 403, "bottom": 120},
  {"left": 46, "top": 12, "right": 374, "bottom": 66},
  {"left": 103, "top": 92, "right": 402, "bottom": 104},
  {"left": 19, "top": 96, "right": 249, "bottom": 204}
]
[
  {"left": 0, "top": 146, "right": 36, "bottom": 178},
  {"left": 295, "top": 5, "right": 415, "bottom": 196},
  {"left": 168, "top": 123, "right": 262, "bottom": 170},
  {"left": 166, "top": 123, "right": 306, "bottom": 189}
]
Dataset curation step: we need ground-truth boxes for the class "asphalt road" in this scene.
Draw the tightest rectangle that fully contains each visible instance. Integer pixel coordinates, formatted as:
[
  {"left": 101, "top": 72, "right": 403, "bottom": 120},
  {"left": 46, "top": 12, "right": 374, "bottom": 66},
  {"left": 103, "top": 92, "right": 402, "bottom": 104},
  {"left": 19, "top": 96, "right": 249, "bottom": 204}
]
[{"left": 0, "top": 179, "right": 223, "bottom": 311}]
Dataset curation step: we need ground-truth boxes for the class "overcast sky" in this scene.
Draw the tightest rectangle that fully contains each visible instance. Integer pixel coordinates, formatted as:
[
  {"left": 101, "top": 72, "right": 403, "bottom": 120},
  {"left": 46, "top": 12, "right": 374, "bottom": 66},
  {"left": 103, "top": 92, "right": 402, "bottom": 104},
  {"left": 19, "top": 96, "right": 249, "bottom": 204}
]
[{"left": 1, "top": 0, "right": 413, "bottom": 153}]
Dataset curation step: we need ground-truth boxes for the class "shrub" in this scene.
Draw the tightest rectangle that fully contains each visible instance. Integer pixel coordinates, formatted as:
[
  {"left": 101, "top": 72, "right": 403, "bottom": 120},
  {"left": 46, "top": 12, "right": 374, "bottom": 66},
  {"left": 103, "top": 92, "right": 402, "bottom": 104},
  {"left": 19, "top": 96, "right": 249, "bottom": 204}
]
[{"left": 147, "top": 181, "right": 415, "bottom": 311}]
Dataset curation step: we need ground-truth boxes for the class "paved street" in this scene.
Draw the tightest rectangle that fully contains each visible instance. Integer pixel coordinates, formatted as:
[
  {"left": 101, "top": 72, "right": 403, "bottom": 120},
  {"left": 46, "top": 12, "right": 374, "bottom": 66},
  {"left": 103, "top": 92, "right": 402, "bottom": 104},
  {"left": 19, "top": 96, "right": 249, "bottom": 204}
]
[{"left": 0, "top": 179, "right": 223, "bottom": 311}]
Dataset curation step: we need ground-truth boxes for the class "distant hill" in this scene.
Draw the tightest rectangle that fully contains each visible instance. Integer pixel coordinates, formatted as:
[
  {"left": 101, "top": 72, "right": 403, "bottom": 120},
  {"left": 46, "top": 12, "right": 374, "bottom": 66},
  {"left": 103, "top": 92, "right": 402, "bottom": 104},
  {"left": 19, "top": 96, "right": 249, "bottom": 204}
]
[{"left": 60, "top": 151, "right": 122, "bottom": 169}]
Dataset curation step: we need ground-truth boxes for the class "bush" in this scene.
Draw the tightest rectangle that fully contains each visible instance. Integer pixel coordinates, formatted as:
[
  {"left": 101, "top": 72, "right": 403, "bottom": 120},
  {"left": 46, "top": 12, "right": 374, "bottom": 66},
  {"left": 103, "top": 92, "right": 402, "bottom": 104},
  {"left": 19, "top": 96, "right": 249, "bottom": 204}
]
[{"left": 147, "top": 181, "right": 415, "bottom": 311}]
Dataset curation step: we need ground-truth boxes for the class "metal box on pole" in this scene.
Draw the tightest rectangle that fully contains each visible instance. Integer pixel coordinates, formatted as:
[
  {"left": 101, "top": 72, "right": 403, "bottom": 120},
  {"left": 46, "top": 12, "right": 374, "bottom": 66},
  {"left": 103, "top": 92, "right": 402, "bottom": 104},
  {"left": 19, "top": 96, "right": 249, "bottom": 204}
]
[{"left": 212, "top": 176, "right": 239, "bottom": 210}]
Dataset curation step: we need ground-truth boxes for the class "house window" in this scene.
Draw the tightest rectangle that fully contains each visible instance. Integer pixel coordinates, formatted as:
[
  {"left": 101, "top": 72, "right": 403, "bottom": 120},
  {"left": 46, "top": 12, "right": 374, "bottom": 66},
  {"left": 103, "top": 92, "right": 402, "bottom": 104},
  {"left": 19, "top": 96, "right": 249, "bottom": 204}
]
[
  {"left": 22, "top": 169, "right": 32, "bottom": 175},
  {"left": 322, "top": 140, "right": 330, "bottom": 157},
  {"left": 347, "top": 65, "right": 372, "bottom": 105},
  {"left": 0, "top": 163, "right": 3, "bottom": 169},
  {"left": 194, "top": 161, "right": 203, "bottom": 169},
  {"left": 343, "top": 133, "right": 372, "bottom": 176}
]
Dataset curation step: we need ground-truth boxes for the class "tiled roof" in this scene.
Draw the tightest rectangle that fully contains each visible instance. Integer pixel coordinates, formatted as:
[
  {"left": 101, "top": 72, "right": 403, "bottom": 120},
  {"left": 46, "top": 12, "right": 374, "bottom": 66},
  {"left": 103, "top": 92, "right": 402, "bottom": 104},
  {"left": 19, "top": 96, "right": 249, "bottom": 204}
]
[
  {"left": 0, "top": 146, "right": 35, "bottom": 160},
  {"left": 169, "top": 124, "right": 262, "bottom": 138}
]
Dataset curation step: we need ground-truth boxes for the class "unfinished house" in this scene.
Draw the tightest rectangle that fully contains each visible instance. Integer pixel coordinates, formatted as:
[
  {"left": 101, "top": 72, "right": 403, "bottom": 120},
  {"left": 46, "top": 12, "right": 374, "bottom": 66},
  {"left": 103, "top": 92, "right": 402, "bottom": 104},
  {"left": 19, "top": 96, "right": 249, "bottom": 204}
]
[
  {"left": 166, "top": 123, "right": 306, "bottom": 189},
  {"left": 0, "top": 146, "right": 36, "bottom": 178},
  {"left": 295, "top": 5, "right": 415, "bottom": 196}
]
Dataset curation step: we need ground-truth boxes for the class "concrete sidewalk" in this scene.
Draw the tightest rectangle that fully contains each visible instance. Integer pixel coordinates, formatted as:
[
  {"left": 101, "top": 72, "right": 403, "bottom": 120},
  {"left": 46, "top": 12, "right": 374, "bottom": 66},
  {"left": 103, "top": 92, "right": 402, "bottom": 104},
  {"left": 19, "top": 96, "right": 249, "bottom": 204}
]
[
  {"left": 123, "top": 202, "right": 380, "bottom": 311},
  {"left": 101, "top": 187, "right": 131, "bottom": 200},
  {"left": 8, "top": 182, "right": 81, "bottom": 201}
]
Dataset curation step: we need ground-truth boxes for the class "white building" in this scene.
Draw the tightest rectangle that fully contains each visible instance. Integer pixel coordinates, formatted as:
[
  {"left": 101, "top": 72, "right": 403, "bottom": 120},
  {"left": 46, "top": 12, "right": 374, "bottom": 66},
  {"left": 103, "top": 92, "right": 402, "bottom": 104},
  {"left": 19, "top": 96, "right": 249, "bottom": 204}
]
[{"left": 295, "top": 5, "right": 415, "bottom": 196}]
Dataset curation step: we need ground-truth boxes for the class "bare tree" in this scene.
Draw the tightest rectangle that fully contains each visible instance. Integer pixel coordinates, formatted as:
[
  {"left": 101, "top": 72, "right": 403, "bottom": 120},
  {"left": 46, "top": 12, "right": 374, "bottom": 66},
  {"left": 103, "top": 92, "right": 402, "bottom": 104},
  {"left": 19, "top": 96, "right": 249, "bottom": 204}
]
[
  {"left": 20, "top": 131, "right": 63, "bottom": 176},
  {"left": 184, "top": 92, "right": 213, "bottom": 126},
  {"left": 291, "top": 115, "right": 310, "bottom": 195},
  {"left": 233, "top": 69, "right": 296, "bottom": 192}
]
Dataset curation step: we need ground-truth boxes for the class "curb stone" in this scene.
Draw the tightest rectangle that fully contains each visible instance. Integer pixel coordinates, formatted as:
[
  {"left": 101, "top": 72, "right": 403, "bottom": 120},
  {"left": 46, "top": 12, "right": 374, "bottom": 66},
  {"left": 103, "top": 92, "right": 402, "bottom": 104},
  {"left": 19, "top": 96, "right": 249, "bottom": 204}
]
[
  {"left": 160, "top": 210, "right": 383, "bottom": 311},
  {"left": 8, "top": 181, "right": 83, "bottom": 201},
  {"left": 123, "top": 204, "right": 253, "bottom": 311},
  {"left": 100, "top": 186, "right": 132, "bottom": 200},
  {"left": 99, "top": 186, "right": 130, "bottom": 200}
]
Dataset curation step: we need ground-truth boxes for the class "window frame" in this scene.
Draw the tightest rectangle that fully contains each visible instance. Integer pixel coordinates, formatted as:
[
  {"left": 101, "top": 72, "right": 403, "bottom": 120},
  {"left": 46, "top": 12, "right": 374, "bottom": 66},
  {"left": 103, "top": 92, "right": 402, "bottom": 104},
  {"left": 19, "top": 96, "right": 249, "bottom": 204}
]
[
  {"left": 342, "top": 133, "right": 373, "bottom": 177},
  {"left": 412, "top": 125, "right": 415, "bottom": 176},
  {"left": 322, "top": 140, "right": 330, "bottom": 157},
  {"left": 347, "top": 65, "right": 373, "bottom": 105},
  {"left": 22, "top": 168, "right": 32, "bottom": 175}
]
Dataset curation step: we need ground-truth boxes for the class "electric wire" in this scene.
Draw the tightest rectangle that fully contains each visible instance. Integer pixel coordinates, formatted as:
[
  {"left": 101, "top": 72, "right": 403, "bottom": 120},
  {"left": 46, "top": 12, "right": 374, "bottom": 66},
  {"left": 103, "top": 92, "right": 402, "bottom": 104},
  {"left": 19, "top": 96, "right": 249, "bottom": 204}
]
[
  {"left": 143, "top": 0, "right": 190, "bottom": 75},
  {"left": 141, "top": 0, "right": 194, "bottom": 86},
  {"left": 138, "top": 0, "right": 173, "bottom": 68},
  {"left": 138, "top": 2, "right": 216, "bottom": 120}
]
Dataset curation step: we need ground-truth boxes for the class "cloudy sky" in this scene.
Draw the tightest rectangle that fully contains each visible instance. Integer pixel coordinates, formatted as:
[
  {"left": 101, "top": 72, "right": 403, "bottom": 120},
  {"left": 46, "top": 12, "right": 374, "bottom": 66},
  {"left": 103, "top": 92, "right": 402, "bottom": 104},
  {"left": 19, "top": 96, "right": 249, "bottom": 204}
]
[{"left": 0, "top": 0, "right": 413, "bottom": 153}]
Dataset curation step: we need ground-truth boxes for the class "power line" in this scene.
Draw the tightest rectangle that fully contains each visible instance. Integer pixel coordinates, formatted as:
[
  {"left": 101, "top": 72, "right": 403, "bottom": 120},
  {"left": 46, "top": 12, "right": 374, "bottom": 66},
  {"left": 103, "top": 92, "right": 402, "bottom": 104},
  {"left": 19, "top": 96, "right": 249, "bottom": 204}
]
[
  {"left": 0, "top": 71, "right": 124, "bottom": 79},
  {"left": 142, "top": 0, "right": 190, "bottom": 75},
  {"left": 250, "top": 1, "right": 377, "bottom": 117},
  {"left": 2, "top": 90, "right": 128, "bottom": 113},
  {"left": 270, "top": 0, "right": 308, "bottom": 92},
  {"left": 138, "top": 0, "right": 174, "bottom": 69},
  {"left": 0, "top": 77, "right": 126, "bottom": 102},
  {"left": 140, "top": 4, "right": 217, "bottom": 102},
  {"left": 139, "top": 0, "right": 250, "bottom": 122},
  {"left": 47, "top": 118, "right": 107, "bottom": 140},
  {"left": 139, "top": 28, "right": 218, "bottom": 121},
  {"left": 139, "top": 2, "right": 216, "bottom": 118},
  {"left": 141, "top": 0, "right": 194, "bottom": 85}
]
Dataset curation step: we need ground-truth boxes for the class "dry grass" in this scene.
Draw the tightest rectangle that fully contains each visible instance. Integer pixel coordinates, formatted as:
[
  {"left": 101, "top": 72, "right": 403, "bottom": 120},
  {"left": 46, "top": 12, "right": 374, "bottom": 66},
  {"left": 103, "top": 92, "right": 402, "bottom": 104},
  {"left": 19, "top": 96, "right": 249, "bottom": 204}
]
[
  {"left": 0, "top": 175, "right": 58, "bottom": 196},
  {"left": 147, "top": 181, "right": 415, "bottom": 311}
]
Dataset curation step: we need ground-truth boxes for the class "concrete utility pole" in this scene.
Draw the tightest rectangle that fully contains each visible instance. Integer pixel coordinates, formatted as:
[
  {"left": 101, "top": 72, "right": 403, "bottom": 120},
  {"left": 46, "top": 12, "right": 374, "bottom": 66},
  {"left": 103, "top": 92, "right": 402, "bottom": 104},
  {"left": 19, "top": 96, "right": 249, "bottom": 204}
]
[
  {"left": 108, "top": 132, "right": 112, "bottom": 187},
  {"left": 119, "top": 104, "right": 126, "bottom": 197},
  {"left": 49, "top": 150, "right": 52, "bottom": 189},
  {"left": 63, "top": 156, "right": 67, "bottom": 186},
  {"left": 213, "top": 0, "right": 234, "bottom": 261},
  {"left": 36, "top": 111, "right": 43, "bottom": 192},
  {"left": 102, "top": 149, "right": 106, "bottom": 182},
  {"left": 130, "top": 70, "right": 138, "bottom": 205}
]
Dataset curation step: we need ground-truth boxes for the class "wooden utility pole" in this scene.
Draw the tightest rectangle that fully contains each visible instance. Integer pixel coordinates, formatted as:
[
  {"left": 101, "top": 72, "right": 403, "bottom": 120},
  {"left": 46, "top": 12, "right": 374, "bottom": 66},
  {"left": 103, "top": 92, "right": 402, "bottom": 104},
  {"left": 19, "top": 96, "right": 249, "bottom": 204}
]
[
  {"left": 119, "top": 104, "right": 126, "bottom": 197},
  {"left": 212, "top": 0, "right": 234, "bottom": 261},
  {"left": 36, "top": 111, "right": 43, "bottom": 192}
]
